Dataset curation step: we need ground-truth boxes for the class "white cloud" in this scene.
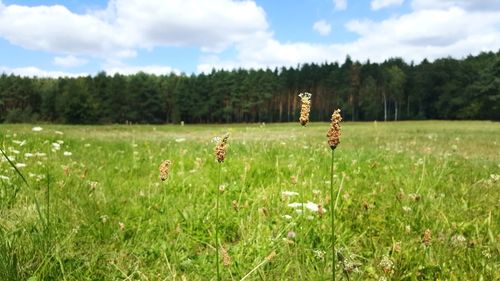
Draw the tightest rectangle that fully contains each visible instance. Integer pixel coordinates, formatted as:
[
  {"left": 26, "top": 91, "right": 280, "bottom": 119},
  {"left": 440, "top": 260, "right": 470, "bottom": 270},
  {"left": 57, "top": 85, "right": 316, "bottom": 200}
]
[
  {"left": 313, "top": 20, "right": 332, "bottom": 36},
  {"left": 0, "top": 0, "right": 267, "bottom": 57},
  {"left": 1, "top": 0, "right": 499, "bottom": 76},
  {"left": 333, "top": 0, "right": 347, "bottom": 11},
  {"left": 0, "top": 65, "right": 88, "bottom": 78},
  {"left": 371, "top": 0, "right": 404, "bottom": 10},
  {"left": 198, "top": 5, "right": 500, "bottom": 72},
  {"left": 411, "top": 0, "right": 500, "bottom": 11},
  {"left": 0, "top": 63, "right": 179, "bottom": 77},
  {"left": 53, "top": 55, "right": 88, "bottom": 67}
]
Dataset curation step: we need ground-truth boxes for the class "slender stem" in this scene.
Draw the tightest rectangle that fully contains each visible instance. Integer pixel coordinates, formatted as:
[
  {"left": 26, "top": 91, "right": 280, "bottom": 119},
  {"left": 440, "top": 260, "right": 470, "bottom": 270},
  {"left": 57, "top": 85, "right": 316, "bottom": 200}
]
[
  {"left": 330, "top": 149, "right": 335, "bottom": 281},
  {"left": 46, "top": 169, "right": 50, "bottom": 247},
  {"left": 216, "top": 163, "right": 221, "bottom": 281}
]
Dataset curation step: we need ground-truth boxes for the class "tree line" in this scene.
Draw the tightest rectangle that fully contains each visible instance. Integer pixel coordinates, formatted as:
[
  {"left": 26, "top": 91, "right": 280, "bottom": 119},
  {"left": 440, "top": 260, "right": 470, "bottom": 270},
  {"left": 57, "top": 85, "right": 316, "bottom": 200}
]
[{"left": 0, "top": 51, "right": 498, "bottom": 124}]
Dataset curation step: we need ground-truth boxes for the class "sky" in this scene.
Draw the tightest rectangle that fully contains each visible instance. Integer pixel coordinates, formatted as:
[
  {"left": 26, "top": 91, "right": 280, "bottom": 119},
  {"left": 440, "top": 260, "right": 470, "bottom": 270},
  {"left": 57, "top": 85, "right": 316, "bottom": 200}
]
[{"left": 0, "top": 0, "right": 499, "bottom": 77}]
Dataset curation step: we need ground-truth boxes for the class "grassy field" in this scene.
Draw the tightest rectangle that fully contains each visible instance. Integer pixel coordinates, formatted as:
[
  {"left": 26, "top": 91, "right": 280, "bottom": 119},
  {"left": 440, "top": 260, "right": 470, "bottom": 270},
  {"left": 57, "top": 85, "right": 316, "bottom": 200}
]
[{"left": 0, "top": 121, "right": 499, "bottom": 280}]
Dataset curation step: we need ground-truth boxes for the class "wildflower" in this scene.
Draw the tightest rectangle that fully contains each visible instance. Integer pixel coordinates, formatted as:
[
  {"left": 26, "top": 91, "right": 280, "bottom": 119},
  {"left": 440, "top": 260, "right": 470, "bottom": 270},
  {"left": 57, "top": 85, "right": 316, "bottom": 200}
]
[
  {"left": 298, "top": 92, "right": 312, "bottom": 126},
  {"left": 287, "top": 231, "right": 296, "bottom": 239},
  {"left": 482, "top": 249, "right": 492, "bottom": 259},
  {"left": 15, "top": 163, "right": 26, "bottom": 168},
  {"left": 55, "top": 130, "right": 64, "bottom": 135},
  {"left": 282, "top": 214, "right": 292, "bottom": 220},
  {"left": 175, "top": 138, "right": 186, "bottom": 143},
  {"left": 313, "top": 250, "right": 325, "bottom": 260},
  {"left": 405, "top": 225, "right": 411, "bottom": 233},
  {"left": 394, "top": 242, "right": 401, "bottom": 253},
  {"left": 282, "top": 191, "right": 299, "bottom": 197},
  {"left": 159, "top": 160, "right": 172, "bottom": 181},
  {"left": 52, "top": 143, "right": 61, "bottom": 150},
  {"left": 12, "top": 140, "right": 26, "bottom": 146},
  {"left": 422, "top": 229, "right": 432, "bottom": 246},
  {"left": 63, "top": 151, "right": 72, "bottom": 156},
  {"left": 326, "top": 109, "right": 342, "bottom": 150},
  {"left": 32, "top": 126, "right": 43, "bottom": 132},
  {"left": 214, "top": 133, "right": 229, "bottom": 163},
  {"left": 0, "top": 175, "right": 10, "bottom": 181},
  {"left": 379, "top": 256, "right": 394, "bottom": 274},
  {"left": 232, "top": 200, "right": 239, "bottom": 211},
  {"left": 288, "top": 202, "right": 327, "bottom": 213},
  {"left": 402, "top": 206, "right": 412, "bottom": 212},
  {"left": 408, "top": 193, "right": 421, "bottom": 201},
  {"left": 100, "top": 215, "right": 108, "bottom": 223},
  {"left": 451, "top": 234, "right": 466, "bottom": 247},
  {"left": 24, "top": 153, "right": 34, "bottom": 158}
]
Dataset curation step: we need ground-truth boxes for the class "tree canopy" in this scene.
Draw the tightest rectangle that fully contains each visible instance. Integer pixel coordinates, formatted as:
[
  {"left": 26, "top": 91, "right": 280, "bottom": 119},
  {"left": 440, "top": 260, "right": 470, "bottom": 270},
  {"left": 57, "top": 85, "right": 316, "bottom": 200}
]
[{"left": 1, "top": 51, "right": 499, "bottom": 124}]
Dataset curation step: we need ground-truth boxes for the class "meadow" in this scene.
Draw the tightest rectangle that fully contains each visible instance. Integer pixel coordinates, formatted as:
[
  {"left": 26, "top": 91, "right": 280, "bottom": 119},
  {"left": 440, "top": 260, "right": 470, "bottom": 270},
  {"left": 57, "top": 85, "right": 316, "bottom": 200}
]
[{"left": 0, "top": 121, "right": 498, "bottom": 280}]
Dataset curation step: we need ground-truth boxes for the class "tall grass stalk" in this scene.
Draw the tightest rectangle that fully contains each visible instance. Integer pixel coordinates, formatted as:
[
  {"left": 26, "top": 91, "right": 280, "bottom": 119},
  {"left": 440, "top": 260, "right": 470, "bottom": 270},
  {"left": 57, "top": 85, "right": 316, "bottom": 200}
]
[
  {"left": 214, "top": 133, "right": 228, "bottom": 280},
  {"left": 216, "top": 163, "right": 221, "bottom": 281},
  {"left": 330, "top": 149, "right": 336, "bottom": 281},
  {"left": 326, "top": 108, "right": 342, "bottom": 280}
]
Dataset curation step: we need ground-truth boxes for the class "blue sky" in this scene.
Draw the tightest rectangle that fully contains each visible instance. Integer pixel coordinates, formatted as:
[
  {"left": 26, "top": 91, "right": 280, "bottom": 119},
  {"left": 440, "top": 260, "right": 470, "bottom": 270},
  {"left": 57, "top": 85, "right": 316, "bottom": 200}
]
[{"left": 0, "top": 0, "right": 499, "bottom": 77}]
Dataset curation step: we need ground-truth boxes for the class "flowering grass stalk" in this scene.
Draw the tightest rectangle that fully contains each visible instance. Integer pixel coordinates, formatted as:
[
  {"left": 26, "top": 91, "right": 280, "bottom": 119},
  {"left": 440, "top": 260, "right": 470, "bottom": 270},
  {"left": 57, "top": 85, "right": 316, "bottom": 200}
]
[
  {"left": 327, "top": 109, "right": 342, "bottom": 280},
  {"left": 299, "top": 92, "right": 312, "bottom": 126},
  {"left": 214, "top": 133, "right": 229, "bottom": 281}
]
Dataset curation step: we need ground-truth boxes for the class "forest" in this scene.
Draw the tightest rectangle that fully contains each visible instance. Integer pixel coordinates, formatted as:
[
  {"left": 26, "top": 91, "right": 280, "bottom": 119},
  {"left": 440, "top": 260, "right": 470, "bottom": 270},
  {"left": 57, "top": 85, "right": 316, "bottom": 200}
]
[{"left": 0, "top": 51, "right": 498, "bottom": 124}]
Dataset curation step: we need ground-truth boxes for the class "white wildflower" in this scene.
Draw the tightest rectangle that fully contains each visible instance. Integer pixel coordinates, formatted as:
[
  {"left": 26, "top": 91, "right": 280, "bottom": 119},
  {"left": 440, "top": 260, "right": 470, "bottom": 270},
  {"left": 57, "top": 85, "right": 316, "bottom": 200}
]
[
  {"left": 282, "top": 215, "right": 292, "bottom": 220},
  {"left": 35, "top": 152, "right": 47, "bottom": 157},
  {"left": 0, "top": 175, "right": 10, "bottom": 181},
  {"left": 282, "top": 191, "right": 299, "bottom": 197},
  {"left": 54, "top": 130, "right": 64, "bottom": 135},
  {"left": 12, "top": 140, "right": 26, "bottom": 146},
  {"left": 56, "top": 140, "right": 64, "bottom": 144},
  {"left": 32, "top": 126, "right": 43, "bottom": 132},
  {"left": 402, "top": 206, "right": 412, "bottom": 212},
  {"left": 379, "top": 256, "right": 394, "bottom": 274},
  {"left": 24, "top": 153, "right": 34, "bottom": 158},
  {"left": 451, "top": 234, "right": 467, "bottom": 247},
  {"left": 84, "top": 143, "right": 91, "bottom": 148},
  {"left": 15, "top": 163, "right": 26, "bottom": 168},
  {"left": 63, "top": 151, "right": 72, "bottom": 156},
  {"left": 175, "top": 138, "right": 186, "bottom": 143},
  {"left": 313, "top": 250, "right": 325, "bottom": 260},
  {"left": 482, "top": 249, "right": 492, "bottom": 259},
  {"left": 288, "top": 202, "right": 327, "bottom": 213},
  {"left": 52, "top": 143, "right": 61, "bottom": 150}
]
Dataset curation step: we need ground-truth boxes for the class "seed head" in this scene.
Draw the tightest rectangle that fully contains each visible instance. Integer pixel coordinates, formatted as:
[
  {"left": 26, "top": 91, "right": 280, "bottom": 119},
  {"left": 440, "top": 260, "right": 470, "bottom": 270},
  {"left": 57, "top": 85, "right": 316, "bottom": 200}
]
[
  {"left": 214, "top": 133, "right": 229, "bottom": 163},
  {"left": 265, "top": 251, "right": 277, "bottom": 262},
  {"left": 327, "top": 109, "right": 342, "bottom": 150},
  {"left": 422, "top": 229, "right": 432, "bottom": 246},
  {"left": 220, "top": 245, "right": 231, "bottom": 267},
  {"left": 298, "top": 92, "right": 312, "bottom": 126},
  {"left": 159, "top": 160, "right": 172, "bottom": 181}
]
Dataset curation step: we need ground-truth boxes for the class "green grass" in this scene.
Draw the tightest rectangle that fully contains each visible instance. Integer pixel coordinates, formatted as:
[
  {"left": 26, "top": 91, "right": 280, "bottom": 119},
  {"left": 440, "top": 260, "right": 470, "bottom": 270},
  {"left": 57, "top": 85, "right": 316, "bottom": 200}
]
[{"left": 0, "top": 121, "right": 499, "bottom": 280}]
